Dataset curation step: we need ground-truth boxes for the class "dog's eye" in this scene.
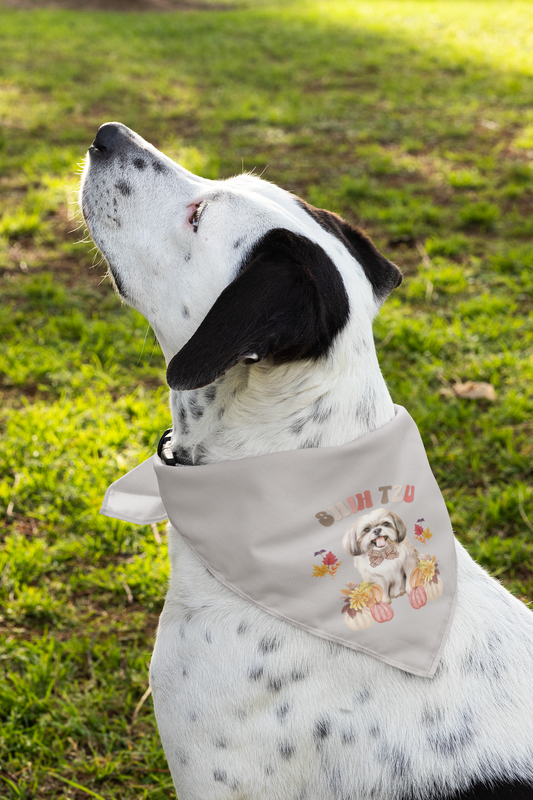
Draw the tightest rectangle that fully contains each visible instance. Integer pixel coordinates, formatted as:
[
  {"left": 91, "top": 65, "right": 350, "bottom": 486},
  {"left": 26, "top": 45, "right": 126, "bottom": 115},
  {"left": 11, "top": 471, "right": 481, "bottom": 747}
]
[
  {"left": 364, "top": 526, "right": 370, "bottom": 532},
  {"left": 383, "top": 521, "right": 391, "bottom": 527},
  {"left": 190, "top": 208, "right": 200, "bottom": 231},
  {"left": 189, "top": 203, "right": 204, "bottom": 232}
]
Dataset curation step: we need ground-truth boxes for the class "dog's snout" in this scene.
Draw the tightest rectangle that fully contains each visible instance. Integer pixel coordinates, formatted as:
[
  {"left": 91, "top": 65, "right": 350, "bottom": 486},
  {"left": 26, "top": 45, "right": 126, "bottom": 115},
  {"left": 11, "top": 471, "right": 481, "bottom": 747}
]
[{"left": 90, "top": 122, "right": 131, "bottom": 155}]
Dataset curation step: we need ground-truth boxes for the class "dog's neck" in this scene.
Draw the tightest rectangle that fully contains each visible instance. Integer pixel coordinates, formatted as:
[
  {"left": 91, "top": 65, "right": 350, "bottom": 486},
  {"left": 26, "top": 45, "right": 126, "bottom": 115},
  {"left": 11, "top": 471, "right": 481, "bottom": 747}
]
[{"left": 167, "top": 328, "right": 394, "bottom": 465}]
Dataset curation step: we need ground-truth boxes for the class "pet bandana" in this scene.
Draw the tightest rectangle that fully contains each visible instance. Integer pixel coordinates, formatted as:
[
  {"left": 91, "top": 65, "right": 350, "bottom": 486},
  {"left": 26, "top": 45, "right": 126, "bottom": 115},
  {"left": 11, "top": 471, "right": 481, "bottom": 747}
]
[{"left": 101, "top": 405, "right": 457, "bottom": 678}]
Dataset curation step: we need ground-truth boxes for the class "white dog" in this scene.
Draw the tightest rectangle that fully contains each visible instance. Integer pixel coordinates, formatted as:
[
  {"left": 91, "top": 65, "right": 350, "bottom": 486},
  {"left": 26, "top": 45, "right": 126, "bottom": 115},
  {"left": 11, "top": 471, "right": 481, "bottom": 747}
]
[
  {"left": 342, "top": 509, "right": 420, "bottom": 603},
  {"left": 80, "top": 123, "right": 533, "bottom": 800}
]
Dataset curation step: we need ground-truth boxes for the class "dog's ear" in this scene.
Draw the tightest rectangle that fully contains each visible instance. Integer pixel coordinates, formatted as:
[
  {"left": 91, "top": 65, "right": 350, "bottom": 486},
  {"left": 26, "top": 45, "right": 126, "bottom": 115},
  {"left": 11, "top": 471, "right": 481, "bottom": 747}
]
[
  {"left": 296, "top": 199, "right": 403, "bottom": 303},
  {"left": 342, "top": 523, "right": 362, "bottom": 557},
  {"left": 167, "top": 228, "right": 349, "bottom": 390},
  {"left": 389, "top": 512, "right": 407, "bottom": 543}
]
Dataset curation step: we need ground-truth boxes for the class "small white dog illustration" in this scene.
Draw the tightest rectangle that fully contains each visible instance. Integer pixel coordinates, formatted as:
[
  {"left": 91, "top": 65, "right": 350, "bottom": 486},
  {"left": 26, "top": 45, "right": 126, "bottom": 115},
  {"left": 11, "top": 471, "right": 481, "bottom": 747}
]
[{"left": 342, "top": 508, "right": 420, "bottom": 603}]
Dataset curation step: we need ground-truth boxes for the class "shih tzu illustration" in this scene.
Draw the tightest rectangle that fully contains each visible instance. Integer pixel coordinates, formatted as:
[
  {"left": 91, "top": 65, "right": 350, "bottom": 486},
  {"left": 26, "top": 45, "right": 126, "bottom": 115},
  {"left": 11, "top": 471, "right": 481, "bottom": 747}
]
[{"left": 342, "top": 508, "right": 421, "bottom": 604}]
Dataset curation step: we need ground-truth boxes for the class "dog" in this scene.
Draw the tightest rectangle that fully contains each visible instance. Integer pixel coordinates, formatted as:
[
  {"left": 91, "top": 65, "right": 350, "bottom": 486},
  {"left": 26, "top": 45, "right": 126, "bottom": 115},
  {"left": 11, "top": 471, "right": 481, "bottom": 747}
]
[
  {"left": 342, "top": 509, "right": 421, "bottom": 603},
  {"left": 80, "top": 122, "right": 533, "bottom": 800}
]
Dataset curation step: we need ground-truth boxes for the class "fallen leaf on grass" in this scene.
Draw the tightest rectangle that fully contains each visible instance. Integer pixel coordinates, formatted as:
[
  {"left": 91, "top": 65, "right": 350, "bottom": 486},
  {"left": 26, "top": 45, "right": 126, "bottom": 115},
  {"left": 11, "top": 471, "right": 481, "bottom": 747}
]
[{"left": 452, "top": 381, "right": 497, "bottom": 400}]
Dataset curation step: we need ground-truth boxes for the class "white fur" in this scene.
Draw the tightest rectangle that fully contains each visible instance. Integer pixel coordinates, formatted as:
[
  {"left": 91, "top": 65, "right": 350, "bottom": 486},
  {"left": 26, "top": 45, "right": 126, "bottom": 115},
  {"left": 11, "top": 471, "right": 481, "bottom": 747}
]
[{"left": 80, "top": 124, "right": 533, "bottom": 799}]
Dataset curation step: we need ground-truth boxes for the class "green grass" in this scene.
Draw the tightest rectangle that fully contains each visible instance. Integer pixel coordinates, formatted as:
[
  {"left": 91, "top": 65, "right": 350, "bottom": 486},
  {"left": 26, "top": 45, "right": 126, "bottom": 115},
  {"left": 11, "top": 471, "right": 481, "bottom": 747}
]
[{"left": 1, "top": 0, "right": 533, "bottom": 797}]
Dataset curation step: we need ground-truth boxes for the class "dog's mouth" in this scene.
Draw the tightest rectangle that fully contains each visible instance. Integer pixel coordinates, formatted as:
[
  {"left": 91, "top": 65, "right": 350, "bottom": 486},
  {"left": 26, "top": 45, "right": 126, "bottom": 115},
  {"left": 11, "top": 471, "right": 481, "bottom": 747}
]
[{"left": 372, "top": 536, "right": 388, "bottom": 548}]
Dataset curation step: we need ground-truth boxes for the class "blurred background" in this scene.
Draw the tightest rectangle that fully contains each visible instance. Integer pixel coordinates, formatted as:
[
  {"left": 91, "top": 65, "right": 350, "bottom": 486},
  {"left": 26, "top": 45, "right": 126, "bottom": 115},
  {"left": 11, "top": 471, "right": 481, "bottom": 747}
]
[{"left": 1, "top": 1, "right": 532, "bottom": 797}]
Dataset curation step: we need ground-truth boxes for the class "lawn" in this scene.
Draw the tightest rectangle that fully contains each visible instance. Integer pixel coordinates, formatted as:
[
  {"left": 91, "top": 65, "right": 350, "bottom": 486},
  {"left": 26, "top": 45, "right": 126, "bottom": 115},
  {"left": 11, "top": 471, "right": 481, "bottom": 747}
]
[{"left": 1, "top": 1, "right": 532, "bottom": 797}]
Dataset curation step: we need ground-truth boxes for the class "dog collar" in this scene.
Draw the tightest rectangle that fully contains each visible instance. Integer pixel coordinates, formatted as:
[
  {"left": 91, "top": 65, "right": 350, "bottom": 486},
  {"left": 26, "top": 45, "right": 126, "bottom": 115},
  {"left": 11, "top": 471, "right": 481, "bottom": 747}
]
[{"left": 100, "top": 405, "right": 457, "bottom": 678}]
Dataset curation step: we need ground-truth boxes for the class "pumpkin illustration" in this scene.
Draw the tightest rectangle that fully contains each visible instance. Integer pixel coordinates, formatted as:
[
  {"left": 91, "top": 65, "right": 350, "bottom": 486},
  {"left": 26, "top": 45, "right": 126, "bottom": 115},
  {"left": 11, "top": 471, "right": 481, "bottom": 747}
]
[
  {"left": 409, "top": 585, "right": 427, "bottom": 609},
  {"left": 344, "top": 608, "right": 375, "bottom": 631},
  {"left": 410, "top": 566, "right": 426, "bottom": 588},
  {"left": 425, "top": 576, "right": 444, "bottom": 602},
  {"left": 370, "top": 601, "right": 394, "bottom": 623},
  {"left": 367, "top": 583, "right": 383, "bottom": 606}
]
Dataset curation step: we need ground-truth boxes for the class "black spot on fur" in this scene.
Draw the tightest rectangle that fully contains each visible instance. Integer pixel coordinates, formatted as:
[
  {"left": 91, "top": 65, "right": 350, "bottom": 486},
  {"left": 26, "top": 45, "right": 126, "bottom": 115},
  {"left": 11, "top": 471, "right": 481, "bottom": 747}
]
[
  {"left": 268, "top": 677, "right": 283, "bottom": 693},
  {"left": 178, "top": 405, "right": 189, "bottom": 436},
  {"left": 205, "top": 385, "right": 217, "bottom": 404},
  {"left": 291, "top": 669, "right": 307, "bottom": 682},
  {"left": 368, "top": 724, "right": 380, "bottom": 738},
  {"left": 205, "top": 630, "right": 212, "bottom": 643},
  {"left": 248, "top": 666, "right": 264, "bottom": 681},
  {"left": 189, "top": 395, "right": 204, "bottom": 420},
  {"left": 182, "top": 667, "right": 189, "bottom": 678},
  {"left": 279, "top": 740, "right": 296, "bottom": 760},
  {"left": 355, "top": 687, "right": 372, "bottom": 704},
  {"left": 314, "top": 718, "right": 331, "bottom": 744},
  {"left": 166, "top": 228, "right": 350, "bottom": 390},
  {"left": 277, "top": 703, "right": 290, "bottom": 722},
  {"left": 217, "top": 406, "right": 226, "bottom": 420},
  {"left": 215, "top": 738, "right": 227, "bottom": 749},
  {"left": 312, "top": 397, "right": 333, "bottom": 423},
  {"left": 189, "top": 710, "right": 198, "bottom": 722},
  {"left": 259, "top": 636, "right": 281, "bottom": 654},
  {"left": 237, "top": 620, "right": 248, "bottom": 635},
  {"left": 291, "top": 417, "right": 309, "bottom": 435},
  {"left": 115, "top": 179, "right": 133, "bottom": 196},
  {"left": 378, "top": 743, "right": 411, "bottom": 777},
  {"left": 421, "top": 706, "right": 444, "bottom": 727},
  {"left": 341, "top": 728, "right": 356, "bottom": 745},
  {"left": 296, "top": 197, "right": 402, "bottom": 300},
  {"left": 133, "top": 157, "right": 146, "bottom": 170},
  {"left": 176, "top": 748, "right": 189, "bottom": 766},
  {"left": 213, "top": 768, "right": 227, "bottom": 783},
  {"left": 171, "top": 445, "right": 193, "bottom": 466},
  {"left": 184, "top": 253, "right": 191, "bottom": 262},
  {"left": 234, "top": 238, "right": 243, "bottom": 249},
  {"left": 152, "top": 160, "right": 166, "bottom": 174},
  {"left": 428, "top": 724, "right": 475, "bottom": 757},
  {"left": 302, "top": 438, "right": 321, "bottom": 449},
  {"left": 182, "top": 306, "right": 190, "bottom": 318},
  {"left": 265, "top": 764, "right": 274, "bottom": 776}
]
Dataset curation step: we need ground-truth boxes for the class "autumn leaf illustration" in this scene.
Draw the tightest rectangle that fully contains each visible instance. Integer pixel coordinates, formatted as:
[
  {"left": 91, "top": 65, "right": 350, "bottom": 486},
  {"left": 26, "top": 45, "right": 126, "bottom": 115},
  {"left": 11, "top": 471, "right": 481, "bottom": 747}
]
[
  {"left": 414, "top": 524, "right": 424, "bottom": 537},
  {"left": 312, "top": 564, "right": 329, "bottom": 577},
  {"left": 322, "top": 551, "right": 338, "bottom": 566}
]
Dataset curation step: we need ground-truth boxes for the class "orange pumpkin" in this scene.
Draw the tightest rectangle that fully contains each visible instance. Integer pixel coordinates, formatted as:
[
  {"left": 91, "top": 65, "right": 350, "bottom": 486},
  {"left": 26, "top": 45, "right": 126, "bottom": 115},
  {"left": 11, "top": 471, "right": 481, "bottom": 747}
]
[
  {"left": 409, "top": 585, "right": 427, "bottom": 609},
  {"left": 370, "top": 601, "right": 394, "bottom": 623},
  {"left": 409, "top": 566, "right": 426, "bottom": 589},
  {"left": 367, "top": 583, "right": 383, "bottom": 606}
]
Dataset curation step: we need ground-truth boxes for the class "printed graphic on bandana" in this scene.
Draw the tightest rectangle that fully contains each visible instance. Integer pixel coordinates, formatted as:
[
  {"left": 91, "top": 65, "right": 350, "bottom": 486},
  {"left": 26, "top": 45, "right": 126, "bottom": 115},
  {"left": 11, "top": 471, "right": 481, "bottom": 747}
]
[{"left": 312, "top": 509, "right": 444, "bottom": 633}]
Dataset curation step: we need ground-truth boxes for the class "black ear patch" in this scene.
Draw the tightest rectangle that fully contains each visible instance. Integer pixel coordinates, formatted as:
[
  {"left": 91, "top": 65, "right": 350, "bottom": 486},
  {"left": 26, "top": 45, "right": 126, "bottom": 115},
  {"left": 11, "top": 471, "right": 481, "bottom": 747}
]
[
  {"left": 296, "top": 198, "right": 402, "bottom": 301},
  {"left": 166, "top": 228, "right": 349, "bottom": 391}
]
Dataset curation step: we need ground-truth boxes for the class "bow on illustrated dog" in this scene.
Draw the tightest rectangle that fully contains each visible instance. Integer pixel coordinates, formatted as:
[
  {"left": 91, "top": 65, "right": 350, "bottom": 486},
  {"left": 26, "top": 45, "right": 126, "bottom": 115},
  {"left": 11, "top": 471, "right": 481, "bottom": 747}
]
[{"left": 80, "top": 123, "right": 533, "bottom": 800}]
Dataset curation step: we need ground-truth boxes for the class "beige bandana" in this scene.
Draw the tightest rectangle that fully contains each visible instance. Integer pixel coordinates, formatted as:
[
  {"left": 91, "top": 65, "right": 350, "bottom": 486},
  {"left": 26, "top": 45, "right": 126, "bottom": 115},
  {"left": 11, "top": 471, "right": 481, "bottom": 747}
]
[{"left": 101, "top": 405, "right": 457, "bottom": 678}]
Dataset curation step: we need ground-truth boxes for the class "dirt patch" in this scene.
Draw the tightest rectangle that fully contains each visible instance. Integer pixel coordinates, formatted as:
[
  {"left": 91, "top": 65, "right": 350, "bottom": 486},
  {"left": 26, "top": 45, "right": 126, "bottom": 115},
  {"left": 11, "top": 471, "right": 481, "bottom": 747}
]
[{"left": 2, "top": 0, "right": 235, "bottom": 11}]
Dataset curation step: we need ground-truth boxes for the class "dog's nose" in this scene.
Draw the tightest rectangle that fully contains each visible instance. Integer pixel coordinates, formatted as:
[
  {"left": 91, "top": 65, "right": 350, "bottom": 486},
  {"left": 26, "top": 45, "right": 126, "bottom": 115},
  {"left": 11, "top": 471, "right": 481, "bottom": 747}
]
[{"left": 90, "top": 122, "right": 130, "bottom": 154}]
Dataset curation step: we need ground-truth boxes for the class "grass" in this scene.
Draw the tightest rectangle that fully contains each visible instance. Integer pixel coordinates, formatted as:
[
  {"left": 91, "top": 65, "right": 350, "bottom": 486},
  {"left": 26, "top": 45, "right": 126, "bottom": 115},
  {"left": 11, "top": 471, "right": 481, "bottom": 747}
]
[{"left": 1, "top": 0, "right": 533, "bottom": 797}]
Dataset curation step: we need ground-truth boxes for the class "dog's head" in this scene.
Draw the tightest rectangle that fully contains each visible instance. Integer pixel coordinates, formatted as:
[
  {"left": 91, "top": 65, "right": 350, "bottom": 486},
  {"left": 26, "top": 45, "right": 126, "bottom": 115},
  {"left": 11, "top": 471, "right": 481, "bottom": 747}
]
[
  {"left": 80, "top": 122, "right": 402, "bottom": 392},
  {"left": 342, "top": 508, "right": 407, "bottom": 558}
]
